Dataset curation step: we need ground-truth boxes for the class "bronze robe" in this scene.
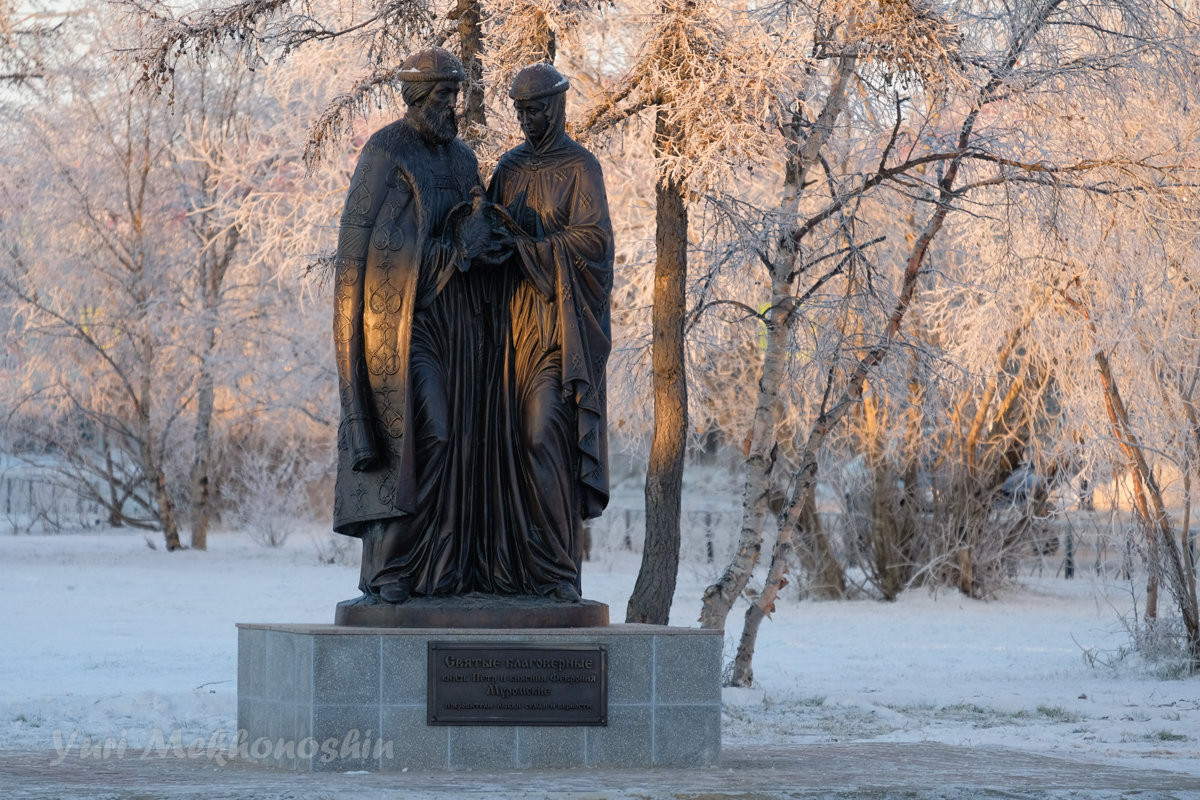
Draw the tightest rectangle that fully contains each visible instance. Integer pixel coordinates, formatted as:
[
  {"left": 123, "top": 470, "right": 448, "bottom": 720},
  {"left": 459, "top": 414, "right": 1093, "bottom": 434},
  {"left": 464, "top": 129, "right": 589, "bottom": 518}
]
[
  {"left": 483, "top": 131, "right": 614, "bottom": 594},
  {"left": 332, "top": 118, "right": 484, "bottom": 596}
]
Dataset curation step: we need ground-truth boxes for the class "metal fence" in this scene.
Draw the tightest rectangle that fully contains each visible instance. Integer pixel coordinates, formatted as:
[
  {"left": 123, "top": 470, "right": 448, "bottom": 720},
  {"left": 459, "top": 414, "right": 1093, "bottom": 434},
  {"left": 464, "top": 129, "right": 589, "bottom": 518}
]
[{"left": 1, "top": 456, "right": 106, "bottom": 534}]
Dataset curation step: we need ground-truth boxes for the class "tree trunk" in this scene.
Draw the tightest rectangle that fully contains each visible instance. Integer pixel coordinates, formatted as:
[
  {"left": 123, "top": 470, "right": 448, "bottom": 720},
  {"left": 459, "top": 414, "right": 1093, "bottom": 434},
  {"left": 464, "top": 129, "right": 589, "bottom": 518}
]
[
  {"left": 697, "top": 279, "right": 788, "bottom": 629},
  {"left": 793, "top": 484, "right": 845, "bottom": 599},
  {"left": 870, "top": 462, "right": 909, "bottom": 600},
  {"left": 851, "top": 383, "right": 918, "bottom": 600},
  {"left": 101, "top": 431, "right": 125, "bottom": 527},
  {"left": 727, "top": 453, "right": 840, "bottom": 686},
  {"left": 189, "top": 344, "right": 215, "bottom": 551},
  {"left": 186, "top": 231, "right": 235, "bottom": 551},
  {"left": 1184, "top": 469, "right": 1196, "bottom": 623},
  {"left": 720, "top": 91, "right": 964, "bottom": 679},
  {"left": 139, "top": 337, "right": 181, "bottom": 550},
  {"left": 1093, "top": 349, "right": 1196, "bottom": 658},
  {"left": 1062, "top": 286, "right": 1198, "bottom": 662},
  {"left": 1181, "top": 401, "right": 1199, "bottom": 621},
  {"left": 1144, "top": 346, "right": 1200, "bottom": 639},
  {"left": 699, "top": 53, "right": 856, "bottom": 631},
  {"left": 627, "top": 111, "right": 688, "bottom": 624},
  {"left": 153, "top": 463, "right": 181, "bottom": 550},
  {"left": 1128, "top": 466, "right": 1160, "bottom": 623},
  {"left": 456, "top": 0, "right": 485, "bottom": 137}
]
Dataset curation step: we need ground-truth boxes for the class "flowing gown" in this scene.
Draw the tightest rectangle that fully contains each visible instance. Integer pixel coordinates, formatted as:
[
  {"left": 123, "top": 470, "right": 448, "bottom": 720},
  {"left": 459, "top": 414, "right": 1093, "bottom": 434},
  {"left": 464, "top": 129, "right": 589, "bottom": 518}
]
[{"left": 480, "top": 130, "right": 614, "bottom": 595}]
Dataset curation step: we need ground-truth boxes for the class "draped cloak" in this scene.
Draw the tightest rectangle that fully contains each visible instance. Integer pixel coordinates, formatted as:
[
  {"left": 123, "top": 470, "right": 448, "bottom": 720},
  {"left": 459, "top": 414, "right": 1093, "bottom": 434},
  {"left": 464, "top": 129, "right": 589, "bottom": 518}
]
[
  {"left": 482, "top": 130, "right": 614, "bottom": 594},
  {"left": 332, "top": 118, "right": 482, "bottom": 594}
]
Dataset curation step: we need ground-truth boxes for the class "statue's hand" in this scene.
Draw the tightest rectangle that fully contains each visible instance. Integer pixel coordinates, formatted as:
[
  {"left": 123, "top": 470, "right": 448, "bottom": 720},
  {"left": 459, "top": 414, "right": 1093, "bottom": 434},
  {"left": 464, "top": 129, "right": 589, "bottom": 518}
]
[
  {"left": 474, "top": 227, "right": 515, "bottom": 267},
  {"left": 456, "top": 188, "right": 496, "bottom": 261},
  {"left": 351, "top": 452, "right": 379, "bottom": 472}
]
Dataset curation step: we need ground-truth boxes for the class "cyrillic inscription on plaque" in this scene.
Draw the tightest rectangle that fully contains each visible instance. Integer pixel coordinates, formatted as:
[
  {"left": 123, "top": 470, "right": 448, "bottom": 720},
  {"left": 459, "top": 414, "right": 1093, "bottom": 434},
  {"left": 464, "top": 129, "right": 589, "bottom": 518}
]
[{"left": 427, "top": 643, "right": 607, "bottom": 725}]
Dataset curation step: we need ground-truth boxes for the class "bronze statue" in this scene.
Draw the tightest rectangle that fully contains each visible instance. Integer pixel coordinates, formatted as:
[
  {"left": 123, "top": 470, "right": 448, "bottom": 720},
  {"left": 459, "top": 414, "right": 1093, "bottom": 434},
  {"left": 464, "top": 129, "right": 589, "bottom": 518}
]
[
  {"left": 332, "top": 47, "right": 500, "bottom": 606},
  {"left": 481, "top": 63, "right": 614, "bottom": 601},
  {"left": 332, "top": 56, "right": 611, "bottom": 612}
]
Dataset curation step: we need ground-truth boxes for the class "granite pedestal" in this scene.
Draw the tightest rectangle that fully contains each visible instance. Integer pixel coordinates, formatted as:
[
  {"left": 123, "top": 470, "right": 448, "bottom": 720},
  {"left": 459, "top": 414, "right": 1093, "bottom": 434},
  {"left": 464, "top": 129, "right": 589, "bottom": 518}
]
[
  {"left": 236, "top": 623, "right": 722, "bottom": 771},
  {"left": 334, "top": 595, "right": 610, "bottom": 628}
]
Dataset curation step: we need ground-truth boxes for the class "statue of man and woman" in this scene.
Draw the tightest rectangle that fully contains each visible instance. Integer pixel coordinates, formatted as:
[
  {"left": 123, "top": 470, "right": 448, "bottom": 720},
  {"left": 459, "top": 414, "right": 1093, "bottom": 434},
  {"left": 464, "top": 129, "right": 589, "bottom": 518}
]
[{"left": 331, "top": 48, "right": 613, "bottom": 608}]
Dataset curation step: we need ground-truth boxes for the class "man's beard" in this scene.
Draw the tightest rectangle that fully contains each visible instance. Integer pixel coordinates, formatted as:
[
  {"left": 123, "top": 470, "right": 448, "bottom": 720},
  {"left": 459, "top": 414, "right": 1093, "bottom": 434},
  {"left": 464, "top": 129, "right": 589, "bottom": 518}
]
[{"left": 410, "top": 102, "right": 458, "bottom": 145}]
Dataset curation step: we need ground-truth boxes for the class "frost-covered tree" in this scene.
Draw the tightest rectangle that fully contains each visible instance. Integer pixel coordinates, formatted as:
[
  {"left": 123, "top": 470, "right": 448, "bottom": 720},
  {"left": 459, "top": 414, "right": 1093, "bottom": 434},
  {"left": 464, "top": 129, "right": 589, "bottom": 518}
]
[
  {"left": 637, "top": 0, "right": 1200, "bottom": 682},
  {"left": 1, "top": 8, "right": 195, "bottom": 545},
  {"left": 98, "top": 0, "right": 1200, "bottom": 676},
  {"left": 0, "top": 4, "right": 312, "bottom": 549},
  {"left": 883, "top": 29, "right": 1200, "bottom": 668},
  {"left": 0, "top": 0, "right": 54, "bottom": 87}
]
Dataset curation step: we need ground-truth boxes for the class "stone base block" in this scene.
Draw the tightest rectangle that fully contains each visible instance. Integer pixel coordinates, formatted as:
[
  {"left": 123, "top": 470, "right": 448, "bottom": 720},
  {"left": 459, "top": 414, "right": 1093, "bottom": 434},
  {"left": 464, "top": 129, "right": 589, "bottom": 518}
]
[
  {"left": 236, "top": 623, "right": 721, "bottom": 771},
  {"left": 334, "top": 595, "right": 610, "bottom": 628}
]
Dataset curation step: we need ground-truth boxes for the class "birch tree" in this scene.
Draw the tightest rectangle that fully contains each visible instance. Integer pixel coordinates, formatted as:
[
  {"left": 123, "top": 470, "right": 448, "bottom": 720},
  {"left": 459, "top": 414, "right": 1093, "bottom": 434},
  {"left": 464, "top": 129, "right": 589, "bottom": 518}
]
[{"left": 695, "top": 0, "right": 967, "bottom": 635}]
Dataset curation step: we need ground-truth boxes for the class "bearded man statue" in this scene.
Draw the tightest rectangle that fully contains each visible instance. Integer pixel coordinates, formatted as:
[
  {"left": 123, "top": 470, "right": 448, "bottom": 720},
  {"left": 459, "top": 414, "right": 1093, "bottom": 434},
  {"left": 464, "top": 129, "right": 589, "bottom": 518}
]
[{"left": 332, "top": 47, "right": 499, "bottom": 609}]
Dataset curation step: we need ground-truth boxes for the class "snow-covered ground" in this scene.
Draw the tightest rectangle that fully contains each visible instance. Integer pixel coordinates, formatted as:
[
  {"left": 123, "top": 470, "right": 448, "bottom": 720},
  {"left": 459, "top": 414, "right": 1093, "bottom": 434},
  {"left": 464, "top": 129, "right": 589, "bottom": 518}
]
[{"left": 1, "top": 526, "right": 1197, "bottom": 778}]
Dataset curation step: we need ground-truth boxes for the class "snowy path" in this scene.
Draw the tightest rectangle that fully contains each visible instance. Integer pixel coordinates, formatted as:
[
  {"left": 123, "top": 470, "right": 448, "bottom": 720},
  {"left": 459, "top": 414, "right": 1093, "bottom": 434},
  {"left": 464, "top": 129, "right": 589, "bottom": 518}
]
[{"left": 3, "top": 742, "right": 1200, "bottom": 799}]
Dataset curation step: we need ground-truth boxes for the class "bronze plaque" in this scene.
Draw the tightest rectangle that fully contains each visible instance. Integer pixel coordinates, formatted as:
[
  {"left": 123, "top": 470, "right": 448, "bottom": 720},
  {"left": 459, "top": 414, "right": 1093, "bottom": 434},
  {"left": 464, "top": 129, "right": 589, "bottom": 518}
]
[{"left": 427, "top": 642, "right": 607, "bottom": 726}]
